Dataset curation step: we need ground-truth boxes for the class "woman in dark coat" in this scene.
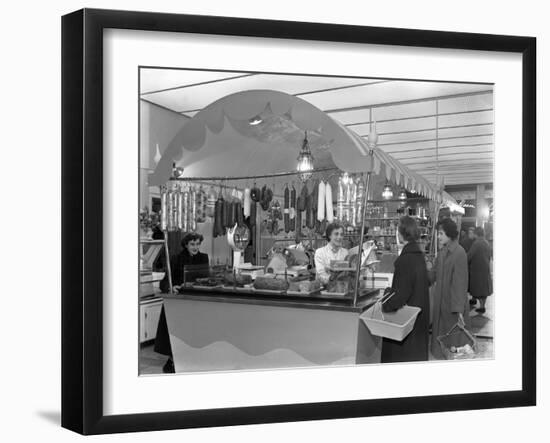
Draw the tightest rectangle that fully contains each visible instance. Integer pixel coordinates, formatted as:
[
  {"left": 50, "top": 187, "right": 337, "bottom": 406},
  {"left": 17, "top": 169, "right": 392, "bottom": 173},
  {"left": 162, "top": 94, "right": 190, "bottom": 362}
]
[
  {"left": 428, "top": 218, "right": 471, "bottom": 360},
  {"left": 155, "top": 232, "right": 209, "bottom": 373},
  {"left": 468, "top": 227, "right": 493, "bottom": 314},
  {"left": 381, "top": 216, "right": 430, "bottom": 363}
]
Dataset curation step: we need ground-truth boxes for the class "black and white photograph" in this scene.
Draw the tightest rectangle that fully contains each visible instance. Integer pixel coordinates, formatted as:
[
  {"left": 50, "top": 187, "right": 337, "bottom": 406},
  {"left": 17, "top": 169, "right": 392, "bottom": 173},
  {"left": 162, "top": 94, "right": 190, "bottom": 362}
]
[{"left": 138, "top": 69, "right": 495, "bottom": 374}]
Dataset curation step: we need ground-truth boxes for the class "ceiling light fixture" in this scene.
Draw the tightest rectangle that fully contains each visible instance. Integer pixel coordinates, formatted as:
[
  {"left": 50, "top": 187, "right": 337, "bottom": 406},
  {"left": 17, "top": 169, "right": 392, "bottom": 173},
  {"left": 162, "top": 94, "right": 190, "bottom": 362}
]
[
  {"left": 382, "top": 183, "right": 394, "bottom": 200},
  {"left": 398, "top": 189, "right": 407, "bottom": 200},
  {"left": 297, "top": 131, "right": 314, "bottom": 182}
]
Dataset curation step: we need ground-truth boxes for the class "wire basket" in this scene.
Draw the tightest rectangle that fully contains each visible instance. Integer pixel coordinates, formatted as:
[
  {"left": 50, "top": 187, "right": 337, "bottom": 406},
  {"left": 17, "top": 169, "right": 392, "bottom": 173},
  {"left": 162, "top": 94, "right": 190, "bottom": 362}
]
[{"left": 437, "top": 321, "right": 477, "bottom": 360}]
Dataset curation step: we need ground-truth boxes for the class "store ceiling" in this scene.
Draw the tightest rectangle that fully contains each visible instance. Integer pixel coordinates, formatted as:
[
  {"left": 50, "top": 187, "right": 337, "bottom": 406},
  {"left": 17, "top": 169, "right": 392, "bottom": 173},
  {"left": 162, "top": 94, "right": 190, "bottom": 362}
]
[{"left": 140, "top": 69, "right": 494, "bottom": 186}]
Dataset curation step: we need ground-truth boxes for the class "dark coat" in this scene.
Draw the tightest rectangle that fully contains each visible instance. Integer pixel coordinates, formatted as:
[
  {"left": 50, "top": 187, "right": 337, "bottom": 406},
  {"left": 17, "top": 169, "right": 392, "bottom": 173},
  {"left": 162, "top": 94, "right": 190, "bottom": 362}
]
[
  {"left": 155, "top": 249, "right": 209, "bottom": 356},
  {"left": 159, "top": 249, "right": 209, "bottom": 292},
  {"left": 381, "top": 242, "right": 430, "bottom": 363},
  {"left": 460, "top": 236, "right": 474, "bottom": 253},
  {"left": 467, "top": 237, "right": 493, "bottom": 298},
  {"left": 429, "top": 240, "right": 471, "bottom": 359}
]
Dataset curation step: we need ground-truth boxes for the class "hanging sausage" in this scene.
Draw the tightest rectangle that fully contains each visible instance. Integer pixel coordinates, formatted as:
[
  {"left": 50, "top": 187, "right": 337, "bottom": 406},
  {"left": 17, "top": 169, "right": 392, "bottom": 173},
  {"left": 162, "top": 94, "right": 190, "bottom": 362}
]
[
  {"left": 174, "top": 185, "right": 183, "bottom": 231},
  {"left": 250, "top": 182, "right": 261, "bottom": 202},
  {"left": 166, "top": 186, "right": 176, "bottom": 231},
  {"left": 311, "top": 180, "right": 318, "bottom": 220},
  {"left": 317, "top": 181, "right": 325, "bottom": 222},
  {"left": 160, "top": 186, "right": 168, "bottom": 231},
  {"left": 349, "top": 179, "right": 357, "bottom": 227},
  {"left": 336, "top": 176, "right": 345, "bottom": 222},
  {"left": 306, "top": 191, "right": 315, "bottom": 229},
  {"left": 283, "top": 184, "right": 290, "bottom": 233},
  {"left": 213, "top": 194, "right": 224, "bottom": 238},
  {"left": 189, "top": 186, "right": 197, "bottom": 232},
  {"left": 295, "top": 199, "right": 302, "bottom": 240},
  {"left": 297, "top": 184, "right": 307, "bottom": 211},
  {"left": 289, "top": 184, "right": 297, "bottom": 231},
  {"left": 195, "top": 185, "right": 207, "bottom": 223},
  {"left": 206, "top": 186, "right": 217, "bottom": 218},
  {"left": 325, "top": 182, "right": 334, "bottom": 222},
  {"left": 236, "top": 200, "right": 244, "bottom": 226},
  {"left": 243, "top": 188, "right": 251, "bottom": 218},
  {"left": 356, "top": 177, "right": 365, "bottom": 226},
  {"left": 182, "top": 186, "right": 190, "bottom": 232},
  {"left": 260, "top": 184, "right": 272, "bottom": 211}
]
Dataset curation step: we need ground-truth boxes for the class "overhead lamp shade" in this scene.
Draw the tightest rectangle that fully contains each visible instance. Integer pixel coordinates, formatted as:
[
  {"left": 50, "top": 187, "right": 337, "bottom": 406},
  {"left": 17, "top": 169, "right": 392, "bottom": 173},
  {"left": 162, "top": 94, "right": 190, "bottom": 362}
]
[
  {"left": 398, "top": 189, "right": 407, "bottom": 200},
  {"left": 382, "top": 183, "right": 393, "bottom": 200},
  {"left": 297, "top": 132, "right": 314, "bottom": 182}
]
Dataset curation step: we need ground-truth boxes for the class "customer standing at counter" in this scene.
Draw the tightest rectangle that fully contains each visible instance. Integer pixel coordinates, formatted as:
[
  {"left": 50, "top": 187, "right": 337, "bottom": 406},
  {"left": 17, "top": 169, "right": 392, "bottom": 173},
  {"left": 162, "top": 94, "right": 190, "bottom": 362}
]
[
  {"left": 314, "top": 223, "right": 348, "bottom": 284},
  {"left": 156, "top": 233, "right": 209, "bottom": 373},
  {"left": 381, "top": 216, "right": 430, "bottom": 362},
  {"left": 468, "top": 227, "right": 493, "bottom": 314},
  {"left": 428, "top": 218, "right": 471, "bottom": 359}
]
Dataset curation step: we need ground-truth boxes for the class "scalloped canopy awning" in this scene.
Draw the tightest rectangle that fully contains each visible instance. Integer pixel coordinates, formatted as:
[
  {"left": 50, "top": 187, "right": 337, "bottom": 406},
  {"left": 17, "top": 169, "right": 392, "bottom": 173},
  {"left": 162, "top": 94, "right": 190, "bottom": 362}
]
[{"left": 149, "top": 89, "right": 460, "bottom": 208}]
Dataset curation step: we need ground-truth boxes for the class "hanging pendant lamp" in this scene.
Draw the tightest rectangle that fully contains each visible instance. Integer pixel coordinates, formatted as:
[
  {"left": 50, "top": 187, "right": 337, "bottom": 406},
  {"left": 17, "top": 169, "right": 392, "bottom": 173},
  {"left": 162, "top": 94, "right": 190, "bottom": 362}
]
[
  {"left": 297, "top": 131, "right": 314, "bottom": 182},
  {"left": 382, "top": 183, "right": 394, "bottom": 200}
]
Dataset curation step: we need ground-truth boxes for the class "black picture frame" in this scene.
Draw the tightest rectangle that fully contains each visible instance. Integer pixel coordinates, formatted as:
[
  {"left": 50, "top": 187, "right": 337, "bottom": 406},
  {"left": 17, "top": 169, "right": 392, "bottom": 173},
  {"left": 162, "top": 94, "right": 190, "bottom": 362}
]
[{"left": 61, "top": 8, "right": 536, "bottom": 435}]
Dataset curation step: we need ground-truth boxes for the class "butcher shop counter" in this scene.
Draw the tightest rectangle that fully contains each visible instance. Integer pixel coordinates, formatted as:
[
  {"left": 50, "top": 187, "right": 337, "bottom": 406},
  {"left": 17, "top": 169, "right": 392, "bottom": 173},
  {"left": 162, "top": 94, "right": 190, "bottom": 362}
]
[{"left": 162, "top": 288, "right": 383, "bottom": 373}]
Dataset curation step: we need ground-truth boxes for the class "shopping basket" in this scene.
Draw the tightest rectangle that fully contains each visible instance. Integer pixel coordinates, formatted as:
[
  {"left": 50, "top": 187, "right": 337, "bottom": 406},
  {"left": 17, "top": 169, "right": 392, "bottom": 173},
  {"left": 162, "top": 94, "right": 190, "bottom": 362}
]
[
  {"left": 360, "top": 292, "right": 421, "bottom": 342},
  {"left": 436, "top": 319, "right": 477, "bottom": 360}
]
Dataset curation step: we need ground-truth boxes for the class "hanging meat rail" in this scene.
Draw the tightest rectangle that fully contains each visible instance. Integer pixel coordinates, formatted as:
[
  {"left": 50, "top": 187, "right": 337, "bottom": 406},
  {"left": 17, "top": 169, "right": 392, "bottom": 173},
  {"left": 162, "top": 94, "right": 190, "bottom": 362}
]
[{"left": 168, "top": 167, "right": 338, "bottom": 182}]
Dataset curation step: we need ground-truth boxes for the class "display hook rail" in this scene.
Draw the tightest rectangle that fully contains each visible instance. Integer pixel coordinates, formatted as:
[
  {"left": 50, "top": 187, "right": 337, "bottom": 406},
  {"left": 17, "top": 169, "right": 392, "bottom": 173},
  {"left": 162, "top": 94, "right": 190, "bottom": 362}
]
[{"left": 168, "top": 167, "right": 338, "bottom": 182}]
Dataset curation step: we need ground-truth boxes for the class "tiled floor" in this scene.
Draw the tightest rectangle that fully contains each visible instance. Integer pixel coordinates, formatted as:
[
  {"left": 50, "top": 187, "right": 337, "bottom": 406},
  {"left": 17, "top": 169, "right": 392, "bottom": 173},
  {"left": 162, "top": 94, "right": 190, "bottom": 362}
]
[
  {"left": 139, "top": 294, "right": 494, "bottom": 375},
  {"left": 469, "top": 295, "right": 494, "bottom": 338}
]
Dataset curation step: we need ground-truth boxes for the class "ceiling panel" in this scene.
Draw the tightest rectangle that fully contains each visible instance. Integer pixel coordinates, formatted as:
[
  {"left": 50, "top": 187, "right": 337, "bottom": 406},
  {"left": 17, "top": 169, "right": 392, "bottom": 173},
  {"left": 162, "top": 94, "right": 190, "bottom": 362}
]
[
  {"left": 438, "top": 93, "right": 493, "bottom": 113},
  {"left": 313, "top": 81, "right": 490, "bottom": 113},
  {"left": 140, "top": 69, "right": 244, "bottom": 95},
  {"left": 142, "top": 73, "right": 372, "bottom": 114},
  {"left": 141, "top": 68, "right": 494, "bottom": 186}
]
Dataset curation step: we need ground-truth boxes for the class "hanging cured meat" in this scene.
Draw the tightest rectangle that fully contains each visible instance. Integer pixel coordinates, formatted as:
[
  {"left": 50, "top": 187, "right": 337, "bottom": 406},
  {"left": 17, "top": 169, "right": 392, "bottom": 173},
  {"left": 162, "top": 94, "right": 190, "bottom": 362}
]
[
  {"left": 348, "top": 180, "right": 357, "bottom": 227},
  {"left": 325, "top": 182, "right": 334, "bottom": 222},
  {"left": 223, "top": 198, "right": 232, "bottom": 229},
  {"left": 195, "top": 185, "right": 207, "bottom": 223},
  {"left": 188, "top": 187, "right": 197, "bottom": 231},
  {"left": 306, "top": 192, "right": 315, "bottom": 229},
  {"left": 260, "top": 184, "right": 273, "bottom": 211},
  {"left": 236, "top": 200, "right": 244, "bottom": 225},
  {"left": 213, "top": 195, "right": 224, "bottom": 237},
  {"left": 356, "top": 178, "right": 365, "bottom": 226},
  {"left": 336, "top": 177, "right": 345, "bottom": 222},
  {"left": 206, "top": 186, "right": 217, "bottom": 218},
  {"left": 166, "top": 187, "right": 175, "bottom": 231},
  {"left": 182, "top": 187, "right": 190, "bottom": 232},
  {"left": 160, "top": 186, "right": 167, "bottom": 231},
  {"left": 295, "top": 203, "right": 302, "bottom": 240},
  {"left": 297, "top": 184, "right": 307, "bottom": 211},
  {"left": 289, "top": 184, "right": 297, "bottom": 231},
  {"left": 243, "top": 188, "right": 251, "bottom": 218},
  {"left": 283, "top": 184, "right": 290, "bottom": 233},
  {"left": 250, "top": 183, "right": 261, "bottom": 202},
  {"left": 311, "top": 180, "right": 318, "bottom": 225},
  {"left": 317, "top": 181, "right": 325, "bottom": 222}
]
